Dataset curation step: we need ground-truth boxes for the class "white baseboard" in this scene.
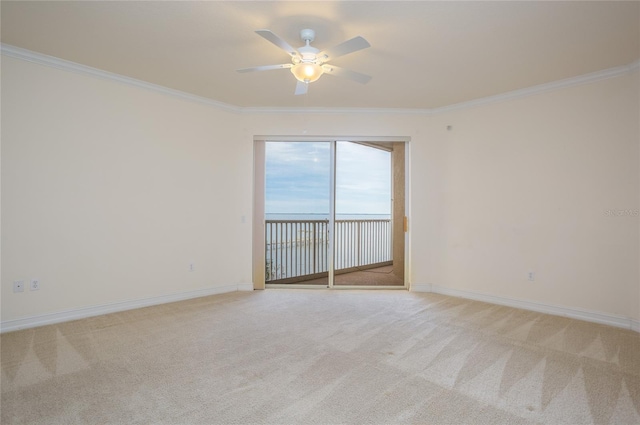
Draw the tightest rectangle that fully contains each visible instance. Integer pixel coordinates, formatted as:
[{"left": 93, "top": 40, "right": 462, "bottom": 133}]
[
  {"left": 4, "top": 283, "right": 636, "bottom": 334},
  {"left": 411, "top": 283, "right": 639, "bottom": 332},
  {"left": 237, "top": 283, "right": 255, "bottom": 291},
  {"left": 411, "top": 283, "right": 433, "bottom": 293},
  {"left": 0, "top": 283, "right": 252, "bottom": 333}
]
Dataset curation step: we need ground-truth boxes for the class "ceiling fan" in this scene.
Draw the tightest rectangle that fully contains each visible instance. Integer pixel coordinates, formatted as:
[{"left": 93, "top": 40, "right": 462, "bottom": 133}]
[{"left": 237, "top": 29, "right": 372, "bottom": 95}]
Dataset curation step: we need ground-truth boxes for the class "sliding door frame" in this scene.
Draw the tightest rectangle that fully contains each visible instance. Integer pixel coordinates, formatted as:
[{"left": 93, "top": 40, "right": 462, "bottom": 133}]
[{"left": 252, "top": 135, "right": 411, "bottom": 290}]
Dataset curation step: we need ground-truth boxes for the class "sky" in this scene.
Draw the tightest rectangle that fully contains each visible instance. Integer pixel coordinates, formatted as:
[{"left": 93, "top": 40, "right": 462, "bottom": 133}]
[{"left": 265, "top": 141, "right": 391, "bottom": 215}]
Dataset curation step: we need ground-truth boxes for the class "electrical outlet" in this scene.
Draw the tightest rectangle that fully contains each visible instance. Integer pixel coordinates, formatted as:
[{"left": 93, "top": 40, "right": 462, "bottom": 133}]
[
  {"left": 528, "top": 272, "right": 535, "bottom": 281},
  {"left": 13, "top": 281, "right": 25, "bottom": 293},
  {"left": 30, "top": 279, "right": 40, "bottom": 291}
]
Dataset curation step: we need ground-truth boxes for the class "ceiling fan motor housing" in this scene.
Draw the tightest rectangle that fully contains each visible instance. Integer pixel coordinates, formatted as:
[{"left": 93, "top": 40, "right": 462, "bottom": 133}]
[
  {"left": 297, "top": 45, "right": 320, "bottom": 62},
  {"left": 300, "top": 28, "right": 315, "bottom": 43}
]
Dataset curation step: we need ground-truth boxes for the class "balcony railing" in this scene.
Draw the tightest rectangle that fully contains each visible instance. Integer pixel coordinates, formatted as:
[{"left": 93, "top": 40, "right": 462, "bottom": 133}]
[{"left": 265, "top": 219, "right": 392, "bottom": 283}]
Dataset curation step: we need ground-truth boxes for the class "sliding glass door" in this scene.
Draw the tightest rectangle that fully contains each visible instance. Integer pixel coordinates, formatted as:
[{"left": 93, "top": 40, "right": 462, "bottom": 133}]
[
  {"left": 334, "top": 142, "right": 403, "bottom": 286},
  {"left": 265, "top": 142, "right": 330, "bottom": 286},
  {"left": 264, "top": 140, "right": 404, "bottom": 288}
]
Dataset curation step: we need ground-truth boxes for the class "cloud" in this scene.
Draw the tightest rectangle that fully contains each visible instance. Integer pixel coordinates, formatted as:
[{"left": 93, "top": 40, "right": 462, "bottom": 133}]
[
  {"left": 336, "top": 142, "right": 390, "bottom": 214},
  {"left": 266, "top": 141, "right": 390, "bottom": 215},
  {"left": 266, "top": 142, "right": 330, "bottom": 214}
]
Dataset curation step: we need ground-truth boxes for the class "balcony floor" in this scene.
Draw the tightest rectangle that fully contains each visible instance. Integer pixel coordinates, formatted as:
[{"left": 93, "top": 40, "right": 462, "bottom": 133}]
[{"left": 273, "top": 264, "right": 404, "bottom": 287}]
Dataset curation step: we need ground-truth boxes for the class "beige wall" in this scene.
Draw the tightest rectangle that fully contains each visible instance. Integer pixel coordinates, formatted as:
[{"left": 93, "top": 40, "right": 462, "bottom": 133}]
[
  {"left": 424, "top": 71, "right": 639, "bottom": 321},
  {"left": 1, "top": 57, "right": 252, "bottom": 323},
  {"left": 2, "top": 54, "right": 638, "bottom": 326}
]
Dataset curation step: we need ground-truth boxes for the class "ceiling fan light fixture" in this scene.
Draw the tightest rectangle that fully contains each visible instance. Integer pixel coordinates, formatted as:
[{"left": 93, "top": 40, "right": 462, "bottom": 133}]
[
  {"left": 238, "top": 28, "right": 372, "bottom": 95},
  {"left": 291, "top": 63, "right": 323, "bottom": 83}
]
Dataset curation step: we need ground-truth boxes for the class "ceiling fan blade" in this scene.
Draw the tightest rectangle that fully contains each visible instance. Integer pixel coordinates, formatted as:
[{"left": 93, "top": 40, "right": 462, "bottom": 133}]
[
  {"left": 236, "top": 64, "right": 292, "bottom": 73},
  {"left": 321, "top": 65, "right": 372, "bottom": 84},
  {"left": 255, "top": 29, "right": 298, "bottom": 58},
  {"left": 318, "top": 36, "right": 370, "bottom": 62},
  {"left": 294, "top": 80, "right": 308, "bottom": 96}
]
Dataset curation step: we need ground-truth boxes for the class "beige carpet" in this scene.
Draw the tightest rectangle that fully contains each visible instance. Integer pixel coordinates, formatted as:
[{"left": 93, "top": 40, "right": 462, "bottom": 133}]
[{"left": 1, "top": 290, "right": 639, "bottom": 424}]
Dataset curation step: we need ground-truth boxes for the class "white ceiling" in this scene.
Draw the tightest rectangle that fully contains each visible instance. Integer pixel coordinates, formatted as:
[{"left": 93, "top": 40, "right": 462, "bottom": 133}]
[{"left": 2, "top": 1, "right": 638, "bottom": 109}]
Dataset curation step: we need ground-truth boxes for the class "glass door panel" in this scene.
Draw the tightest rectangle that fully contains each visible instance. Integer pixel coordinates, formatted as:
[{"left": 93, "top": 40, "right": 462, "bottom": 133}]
[
  {"left": 265, "top": 142, "right": 330, "bottom": 286},
  {"left": 334, "top": 141, "right": 403, "bottom": 286}
]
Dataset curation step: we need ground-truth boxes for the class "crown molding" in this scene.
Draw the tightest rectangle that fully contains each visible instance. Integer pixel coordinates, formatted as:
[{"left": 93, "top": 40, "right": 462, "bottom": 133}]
[
  {"left": 0, "top": 44, "right": 242, "bottom": 114},
  {"left": 241, "top": 106, "right": 433, "bottom": 115},
  {"left": 2, "top": 44, "right": 638, "bottom": 116},
  {"left": 239, "top": 60, "right": 640, "bottom": 115},
  {"left": 429, "top": 59, "right": 640, "bottom": 116}
]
